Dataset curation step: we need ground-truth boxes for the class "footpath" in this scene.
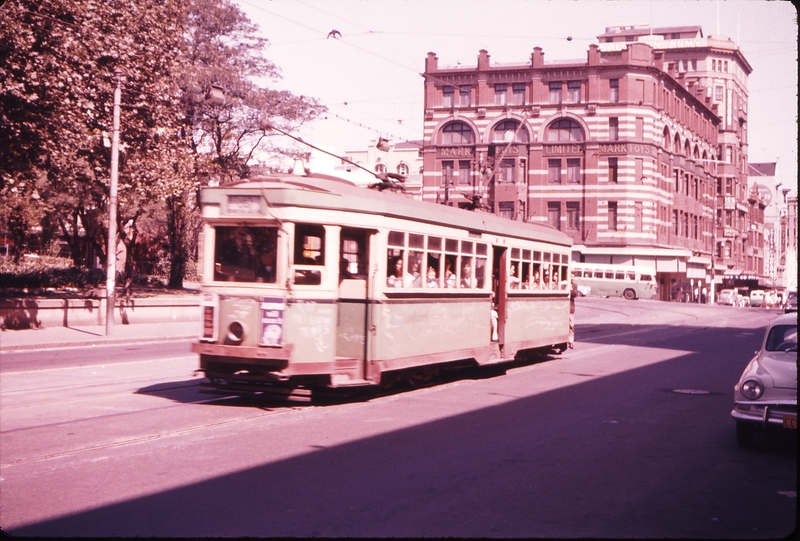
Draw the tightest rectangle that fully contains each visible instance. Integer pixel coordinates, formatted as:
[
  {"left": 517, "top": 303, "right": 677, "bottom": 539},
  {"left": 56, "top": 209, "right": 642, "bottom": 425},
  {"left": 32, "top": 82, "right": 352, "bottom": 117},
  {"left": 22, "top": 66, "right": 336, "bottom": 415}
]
[
  {"left": 0, "top": 320, "right": 199, "bottom": 353},
  {"left": 1, "top": 284, "right": 201, "bottom": 353}
]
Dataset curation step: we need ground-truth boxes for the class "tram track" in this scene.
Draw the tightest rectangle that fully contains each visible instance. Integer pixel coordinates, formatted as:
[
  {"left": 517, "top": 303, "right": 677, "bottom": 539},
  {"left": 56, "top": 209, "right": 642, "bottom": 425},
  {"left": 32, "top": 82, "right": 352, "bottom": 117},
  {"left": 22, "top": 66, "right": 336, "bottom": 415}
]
[{"left": 1, "top": 402, "right": 302, "bottom": 469}]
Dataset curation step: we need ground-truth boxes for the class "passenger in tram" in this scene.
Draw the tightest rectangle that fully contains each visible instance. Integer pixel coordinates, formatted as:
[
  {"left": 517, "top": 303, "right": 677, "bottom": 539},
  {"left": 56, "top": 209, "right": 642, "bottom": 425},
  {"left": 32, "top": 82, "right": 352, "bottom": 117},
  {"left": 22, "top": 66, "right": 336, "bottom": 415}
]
[
  {"left": 387, "top": 257, "right": 406, "bottom": 288},
  {"left": 532, "top": 269, "right": 541, "bottom": 289},
  {"left": 508, "top": 263, "right": 520, "bottom": 289},
  {"left": 255, "top": 251, "right": 277, "bottom": 283},
  {"left": 542, "top": 268, "right": 551, "bottom": 290},
  {"left": 409, "top": 257, "right": 422, "bottom": 287},
  {"left": 426, "top": 266, "right": 439, "bottom": 288},
  {"left": 444, "top": 258, "right": 457, "bottom": 288},
  {"left": 460, "top": 262, "right": 474, "bottom": 288}
]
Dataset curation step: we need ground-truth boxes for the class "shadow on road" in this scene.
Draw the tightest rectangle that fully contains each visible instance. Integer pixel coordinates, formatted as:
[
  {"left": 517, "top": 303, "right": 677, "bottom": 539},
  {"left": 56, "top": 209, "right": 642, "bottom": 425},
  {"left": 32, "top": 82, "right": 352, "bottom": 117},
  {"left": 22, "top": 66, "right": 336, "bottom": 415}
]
[{"left": 15, "top": 321, "right": 796, "bottom": 538}]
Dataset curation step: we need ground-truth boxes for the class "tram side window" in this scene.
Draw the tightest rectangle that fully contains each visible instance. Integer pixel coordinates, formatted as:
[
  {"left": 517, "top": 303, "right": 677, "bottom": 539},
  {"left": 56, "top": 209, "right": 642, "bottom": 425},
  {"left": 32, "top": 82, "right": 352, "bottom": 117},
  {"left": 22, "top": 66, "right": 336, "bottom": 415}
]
[
  {"left": 385, "top": 232, "right": 487, "bottom": 290},
  {"left": 552, "top": 264, "right": 562, "bottom": 288},
  {"left": 426, "top": 236, "right": 442, "bottom": 288},
  {"left": 340, "top": 236, "right": 367, "bottom": 279},
  {"left": 532, "top": 262, "right": 542, "bottom": 287},
  {"left": 293, "top": 224, "right": 325, "bottom": 285},
  {"left": 214, "top": 226, "right": 278, "bottom": 283},
  {"left": 640, "top": 273, "right": 653, "bottom": 282},
  {"left": 475, "top": 243, "right": 487, "bottom": 289},
  {"left": 387, "top": 248, "right": 407, "bottom": 288}
]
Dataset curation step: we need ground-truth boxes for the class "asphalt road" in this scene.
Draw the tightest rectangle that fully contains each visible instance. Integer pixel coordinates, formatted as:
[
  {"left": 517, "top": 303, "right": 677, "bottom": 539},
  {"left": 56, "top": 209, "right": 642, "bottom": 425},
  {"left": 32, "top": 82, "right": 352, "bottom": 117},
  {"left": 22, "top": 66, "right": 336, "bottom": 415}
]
[{"left": 1, "top": 298, "right": 796, "bottom": 537}]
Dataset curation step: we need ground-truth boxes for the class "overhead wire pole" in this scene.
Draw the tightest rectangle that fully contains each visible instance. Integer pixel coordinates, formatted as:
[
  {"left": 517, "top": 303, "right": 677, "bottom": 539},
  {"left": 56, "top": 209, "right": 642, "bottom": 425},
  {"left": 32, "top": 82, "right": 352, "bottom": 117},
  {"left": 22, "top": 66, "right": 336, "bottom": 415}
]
[{"left": 106, "top": 70, "right": 121, "bottom": 336}]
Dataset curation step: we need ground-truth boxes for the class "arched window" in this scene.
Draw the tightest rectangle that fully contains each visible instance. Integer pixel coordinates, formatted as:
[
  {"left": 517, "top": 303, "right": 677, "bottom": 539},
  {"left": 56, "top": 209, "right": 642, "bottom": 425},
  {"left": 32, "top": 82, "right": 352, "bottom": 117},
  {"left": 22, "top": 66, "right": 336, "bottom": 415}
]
[
  {"left": 375, "top": 163, "right": 387, "bottom": 174},
  {"left": 663, "top": 127, "right": 670, "bottom": 149},
  {"left": 693, "top": 145, "right": 699, "bottom": 159},
  {"left": 673, "top": 133, "right": 681, "bottom": 154},
  {"left": 684, "top": 139, "right": 691, "bottom": 157},
  {"left": 492, "top": 120, "right": 529, "bottom": 143},
  {"left": 397, "top": 162, "right": 409, "bottom": 176},
  {"left": 547, "top": 118, "right": 584, "bottom": 142},
  {"left": 439, "top": 122, "right": 474, "bottom": 145}
]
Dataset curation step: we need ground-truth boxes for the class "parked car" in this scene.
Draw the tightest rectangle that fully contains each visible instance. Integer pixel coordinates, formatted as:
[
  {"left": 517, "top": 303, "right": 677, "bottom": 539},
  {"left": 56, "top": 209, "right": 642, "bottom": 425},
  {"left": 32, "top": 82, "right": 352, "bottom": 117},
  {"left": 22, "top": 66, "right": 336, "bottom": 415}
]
[
  {"left": 717, "top": 289, "right": 737, "bottom": 306},
  {"left": 731, "top": 312, "right": 797, "bottom": 447},
  {"left": 785, "top": 290, "right": 798, "bottom": 313},
  {"left": 749, "top": 290, "right": 765, "bottom": 307}
]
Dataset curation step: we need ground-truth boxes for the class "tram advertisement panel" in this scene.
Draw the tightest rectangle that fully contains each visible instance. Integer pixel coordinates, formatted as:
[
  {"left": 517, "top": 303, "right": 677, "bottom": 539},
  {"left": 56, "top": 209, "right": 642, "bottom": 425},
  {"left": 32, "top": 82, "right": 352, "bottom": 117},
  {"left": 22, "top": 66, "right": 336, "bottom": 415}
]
[{"left": 259, "top": 297, "right": 286, "bottom": 347}]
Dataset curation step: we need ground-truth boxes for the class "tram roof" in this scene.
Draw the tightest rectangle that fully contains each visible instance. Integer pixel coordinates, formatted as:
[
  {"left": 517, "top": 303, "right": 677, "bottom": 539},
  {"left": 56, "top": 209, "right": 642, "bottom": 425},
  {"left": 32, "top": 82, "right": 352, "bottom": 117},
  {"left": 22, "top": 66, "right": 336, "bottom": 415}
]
[{"left": 204, "top": 173, "right": 572, "bottom": 248}]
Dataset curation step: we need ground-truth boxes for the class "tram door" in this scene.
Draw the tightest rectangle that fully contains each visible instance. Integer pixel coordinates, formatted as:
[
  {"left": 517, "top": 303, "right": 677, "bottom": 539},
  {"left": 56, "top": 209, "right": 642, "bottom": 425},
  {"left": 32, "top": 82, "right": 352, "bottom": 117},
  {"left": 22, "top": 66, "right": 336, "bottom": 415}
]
[
  {"left": 336, "top": 228, "right": 373, "bottom": 371},
  {"left": 493, "top": 246, "right": 508, "bottom": 344}
]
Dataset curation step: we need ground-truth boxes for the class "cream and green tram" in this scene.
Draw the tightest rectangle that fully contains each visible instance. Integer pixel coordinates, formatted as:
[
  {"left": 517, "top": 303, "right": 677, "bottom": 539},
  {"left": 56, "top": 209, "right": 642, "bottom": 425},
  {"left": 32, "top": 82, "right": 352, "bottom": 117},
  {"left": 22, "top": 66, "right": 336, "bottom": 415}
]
[{"left": 191, "top": 173, "right": 572, "bottom": 397}]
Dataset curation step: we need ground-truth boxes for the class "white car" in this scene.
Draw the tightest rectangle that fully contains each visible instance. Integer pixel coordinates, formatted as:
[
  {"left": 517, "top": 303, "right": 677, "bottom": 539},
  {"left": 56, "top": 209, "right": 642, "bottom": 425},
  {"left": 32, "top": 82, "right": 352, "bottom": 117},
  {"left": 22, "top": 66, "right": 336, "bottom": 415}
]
[
  {"left": 717, "top": 289, "right": 737, "bottom": 306},
  {"left": 749, "top": 290, "right": 765, "bottom": 307},
  {"left": 731, "top": 312, "right": 797, "bottom": 447}
]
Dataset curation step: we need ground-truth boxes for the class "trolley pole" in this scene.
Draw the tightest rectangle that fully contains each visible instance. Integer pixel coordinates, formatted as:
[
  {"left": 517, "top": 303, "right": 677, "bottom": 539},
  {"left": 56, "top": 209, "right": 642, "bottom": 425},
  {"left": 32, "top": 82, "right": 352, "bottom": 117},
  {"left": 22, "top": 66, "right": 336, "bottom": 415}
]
[{"left": 105, "top": 70, "right": 121, "bottom": 336}]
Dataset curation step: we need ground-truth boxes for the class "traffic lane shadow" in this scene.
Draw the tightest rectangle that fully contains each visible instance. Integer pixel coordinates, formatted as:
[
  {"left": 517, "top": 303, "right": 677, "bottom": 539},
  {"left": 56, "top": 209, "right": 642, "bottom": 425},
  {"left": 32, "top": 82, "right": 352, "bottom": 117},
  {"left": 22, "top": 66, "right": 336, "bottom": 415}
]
[
  {"left": 575, "top": 322, "right": 766, "bottom": 352},
  {"left": 14, "top": 349, "right": 796, "bottom": 538}
]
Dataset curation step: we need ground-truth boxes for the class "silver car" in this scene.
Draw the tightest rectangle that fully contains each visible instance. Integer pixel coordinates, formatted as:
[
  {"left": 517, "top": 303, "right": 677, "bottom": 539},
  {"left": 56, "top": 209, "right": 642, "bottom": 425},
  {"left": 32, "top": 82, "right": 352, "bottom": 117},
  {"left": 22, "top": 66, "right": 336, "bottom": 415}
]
[{"left": 731, "top": 312, "right": 797, "bottom": 447}]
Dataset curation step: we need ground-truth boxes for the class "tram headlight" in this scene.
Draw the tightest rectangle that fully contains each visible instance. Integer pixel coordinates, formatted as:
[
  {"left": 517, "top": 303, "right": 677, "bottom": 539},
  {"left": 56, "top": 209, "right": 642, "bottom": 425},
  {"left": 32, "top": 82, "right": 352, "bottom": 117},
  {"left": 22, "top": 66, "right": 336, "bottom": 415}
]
[{"left": 226, "top": 321, "right": 246, "bottom": 344}]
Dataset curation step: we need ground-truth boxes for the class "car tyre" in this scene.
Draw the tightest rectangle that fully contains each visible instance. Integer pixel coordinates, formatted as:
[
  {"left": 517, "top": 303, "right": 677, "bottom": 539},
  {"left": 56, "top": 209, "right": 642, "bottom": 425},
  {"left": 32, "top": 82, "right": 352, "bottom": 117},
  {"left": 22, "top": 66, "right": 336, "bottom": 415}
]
[
  {"left": 623, "top": 288, "right": 636, "bottom": 301},
  {"left": 736, "top": 421, "right": 755, "bottom": 447}
]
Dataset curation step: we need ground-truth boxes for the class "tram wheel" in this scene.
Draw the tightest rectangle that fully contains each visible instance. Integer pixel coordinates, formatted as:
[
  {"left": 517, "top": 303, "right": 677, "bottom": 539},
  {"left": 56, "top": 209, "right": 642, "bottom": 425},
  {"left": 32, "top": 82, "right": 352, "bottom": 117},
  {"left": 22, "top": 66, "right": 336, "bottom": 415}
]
[{"left": 623, "top": 288, "right": 637, "bottom": 300}]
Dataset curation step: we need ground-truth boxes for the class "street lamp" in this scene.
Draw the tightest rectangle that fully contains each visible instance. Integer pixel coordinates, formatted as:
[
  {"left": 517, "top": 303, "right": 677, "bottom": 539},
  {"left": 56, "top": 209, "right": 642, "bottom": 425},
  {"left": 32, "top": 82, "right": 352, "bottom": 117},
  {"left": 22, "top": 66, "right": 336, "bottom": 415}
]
[{"left": 105, "top": 69, "right": 122, "bottom": 336}]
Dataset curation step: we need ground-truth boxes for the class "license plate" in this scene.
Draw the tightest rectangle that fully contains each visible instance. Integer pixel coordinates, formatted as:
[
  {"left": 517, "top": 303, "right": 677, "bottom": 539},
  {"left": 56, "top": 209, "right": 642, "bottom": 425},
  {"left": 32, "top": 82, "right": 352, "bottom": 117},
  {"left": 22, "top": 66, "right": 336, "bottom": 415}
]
[{"left": 783, "top": 415, "right": 797, "bottom": 429}]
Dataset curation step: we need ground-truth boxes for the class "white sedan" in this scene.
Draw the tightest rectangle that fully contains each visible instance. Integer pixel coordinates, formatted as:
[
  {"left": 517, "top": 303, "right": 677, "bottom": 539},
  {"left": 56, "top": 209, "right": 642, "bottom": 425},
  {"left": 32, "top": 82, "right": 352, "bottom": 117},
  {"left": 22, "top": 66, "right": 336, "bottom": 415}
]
[{"left": 731, "top": 312, "right": 797, "bottom": 447}]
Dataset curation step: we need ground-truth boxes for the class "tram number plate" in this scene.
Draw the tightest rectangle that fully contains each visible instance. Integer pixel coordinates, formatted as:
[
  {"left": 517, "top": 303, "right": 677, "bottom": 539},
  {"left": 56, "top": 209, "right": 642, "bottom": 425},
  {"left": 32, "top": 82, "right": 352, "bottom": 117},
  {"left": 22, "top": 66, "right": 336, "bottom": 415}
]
[{"left": 783, "top": 415, "right": 797, "bottom": 429}]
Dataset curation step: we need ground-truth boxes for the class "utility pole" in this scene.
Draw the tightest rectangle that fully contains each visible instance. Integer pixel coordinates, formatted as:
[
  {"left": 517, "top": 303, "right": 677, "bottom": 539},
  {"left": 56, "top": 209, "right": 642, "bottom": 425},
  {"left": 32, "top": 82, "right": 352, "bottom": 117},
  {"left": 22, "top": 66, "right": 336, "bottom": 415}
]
[{"left": 106, "top": 70, "right": 121, "bottom": 336}]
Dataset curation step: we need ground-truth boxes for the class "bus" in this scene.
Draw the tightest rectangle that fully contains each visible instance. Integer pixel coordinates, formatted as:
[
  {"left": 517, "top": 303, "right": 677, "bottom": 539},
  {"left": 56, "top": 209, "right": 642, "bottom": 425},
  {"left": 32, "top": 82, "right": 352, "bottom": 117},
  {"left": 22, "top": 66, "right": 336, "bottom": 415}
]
[
  {"left": 191, "top": 173, "right": 573, "bottom": 399},
  {"left": 570, "top": 262, "right": 656, "bottom": 300}
]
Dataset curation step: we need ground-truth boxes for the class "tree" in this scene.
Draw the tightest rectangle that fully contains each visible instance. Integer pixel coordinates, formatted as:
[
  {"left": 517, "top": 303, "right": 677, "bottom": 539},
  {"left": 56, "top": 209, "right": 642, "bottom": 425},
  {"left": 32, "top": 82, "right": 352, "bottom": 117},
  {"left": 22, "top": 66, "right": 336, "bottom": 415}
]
[
  {"left": 1, "top": 0, "right": 193, "bottom": 276},
  {"left": 1, "top": 0, "right": 324, "bottom": 290},
  {"left": 165, "top": 0, "right": 325, "bottom": 288}
]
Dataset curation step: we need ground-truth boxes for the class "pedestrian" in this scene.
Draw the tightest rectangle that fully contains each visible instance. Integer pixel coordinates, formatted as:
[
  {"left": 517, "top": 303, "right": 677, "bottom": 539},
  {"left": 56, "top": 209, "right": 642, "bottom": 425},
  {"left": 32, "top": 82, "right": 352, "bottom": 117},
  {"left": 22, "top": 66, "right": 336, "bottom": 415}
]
[{"left": 568, "top": 280, "right": 578, "bottom": 348}]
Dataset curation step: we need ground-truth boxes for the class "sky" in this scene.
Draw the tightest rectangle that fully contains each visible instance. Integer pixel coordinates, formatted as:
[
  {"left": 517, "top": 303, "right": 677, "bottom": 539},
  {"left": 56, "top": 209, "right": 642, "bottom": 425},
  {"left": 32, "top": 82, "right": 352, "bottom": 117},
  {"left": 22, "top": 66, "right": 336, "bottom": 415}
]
[{"left": 234, "top": 0, "right": 798, "bottom": 191}]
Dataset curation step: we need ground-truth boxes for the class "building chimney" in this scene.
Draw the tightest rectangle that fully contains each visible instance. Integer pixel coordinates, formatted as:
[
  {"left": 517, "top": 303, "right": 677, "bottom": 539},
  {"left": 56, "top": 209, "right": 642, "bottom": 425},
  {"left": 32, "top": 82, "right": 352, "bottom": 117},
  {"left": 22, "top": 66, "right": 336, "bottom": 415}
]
[
  {"left": 587, "top": 44, "right": 600, "bottom": 66},
  {"left": 478, "top": 49, "right": 490, "bottom": 70},
  {"left": 425, "top": 52, "right": 438, "bottom": 73},
  {"left": 531, "top": 47, "right": 544, "bottom": 68}
]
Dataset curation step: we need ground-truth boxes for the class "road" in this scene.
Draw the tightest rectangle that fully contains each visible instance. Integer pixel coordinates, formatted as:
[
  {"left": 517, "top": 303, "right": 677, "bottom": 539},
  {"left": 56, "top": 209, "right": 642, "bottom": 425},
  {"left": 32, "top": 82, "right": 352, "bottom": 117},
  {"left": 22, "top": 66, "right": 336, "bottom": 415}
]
[{"left": 1, "top": 298, "right": 796, "bottom": 537}]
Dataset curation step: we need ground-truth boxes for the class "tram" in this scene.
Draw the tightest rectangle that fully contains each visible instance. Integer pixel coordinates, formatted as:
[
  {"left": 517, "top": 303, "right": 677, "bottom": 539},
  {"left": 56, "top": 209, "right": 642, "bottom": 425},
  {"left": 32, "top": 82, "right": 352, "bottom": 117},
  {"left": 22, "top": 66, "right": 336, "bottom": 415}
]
[{"left": 191, "top": 173, "right": 573, "bottom": 399}]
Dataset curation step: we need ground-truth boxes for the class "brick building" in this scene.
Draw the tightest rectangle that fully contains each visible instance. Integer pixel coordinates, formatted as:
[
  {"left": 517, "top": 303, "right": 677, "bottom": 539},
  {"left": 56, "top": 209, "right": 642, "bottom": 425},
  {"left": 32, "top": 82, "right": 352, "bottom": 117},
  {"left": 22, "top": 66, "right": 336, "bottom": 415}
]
[{"left": 420, "top": 25, "right": 759, "bottom": 301}]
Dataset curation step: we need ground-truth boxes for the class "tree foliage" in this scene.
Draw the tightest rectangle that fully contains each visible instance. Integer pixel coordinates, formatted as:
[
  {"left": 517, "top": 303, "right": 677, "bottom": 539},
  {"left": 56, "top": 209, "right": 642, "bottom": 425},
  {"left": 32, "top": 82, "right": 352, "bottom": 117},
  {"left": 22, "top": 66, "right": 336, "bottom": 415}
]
[{"left": 0, "top": 0, "right": 325, "bottom": 289}]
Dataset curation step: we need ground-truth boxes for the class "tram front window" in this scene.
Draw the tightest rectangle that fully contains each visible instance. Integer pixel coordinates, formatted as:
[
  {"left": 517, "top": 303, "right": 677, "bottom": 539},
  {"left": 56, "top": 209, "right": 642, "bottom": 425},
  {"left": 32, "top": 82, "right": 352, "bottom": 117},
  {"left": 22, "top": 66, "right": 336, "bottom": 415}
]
[{"left": 214, "top": 226, "right": 278, "bottom": 283}]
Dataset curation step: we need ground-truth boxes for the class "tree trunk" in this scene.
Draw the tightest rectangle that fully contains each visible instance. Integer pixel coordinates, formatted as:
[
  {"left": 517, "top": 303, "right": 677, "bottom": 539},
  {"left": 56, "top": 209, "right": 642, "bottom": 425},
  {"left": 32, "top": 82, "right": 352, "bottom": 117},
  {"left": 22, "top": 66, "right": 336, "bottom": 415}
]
[{"left": 166, "top": 194, "right": 186, "bottom": 290}]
